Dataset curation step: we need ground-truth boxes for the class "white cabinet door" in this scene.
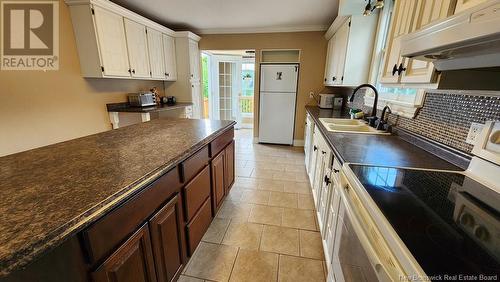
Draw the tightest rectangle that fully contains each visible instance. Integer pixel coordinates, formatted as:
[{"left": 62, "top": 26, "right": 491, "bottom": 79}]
[
  {"left": 304, "top": 114, "right": 314, "bottom": 173},
  {"left": 332, "top": 20, "right": 349, "bottom": 85},
  {"left": 162, "top": 34, "right": 177, "bottom": 81},
  {"left": 189, "top": 39, "right": 200, "bottom": 82},
  {"left": 92, "top": 6, "right": 130, "bottom": 77},
  {"left": 308, "top": 129, "right": 320, "bottom": 188},
  {"left": 324, "top": 38, "right": 336, "bottom": 85},
  {"left": 146, "top": 27, "right": 165, "bottom": 80},
  {"left": 191, "top": 82, "right": 202, "bottom": 119},
  {"left": 324, "top": 180, "right": 341, "bottom": 265},
  {"left": 455, "top": 0, "right": 488, "bottom": 13},
  {"left": 124, "top": 19, "right": 151, "bottom": 78}
]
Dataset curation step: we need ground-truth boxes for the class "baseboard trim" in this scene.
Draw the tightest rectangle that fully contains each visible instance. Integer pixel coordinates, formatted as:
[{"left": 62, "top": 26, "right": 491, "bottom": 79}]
[{"left": 293, "top": 139, "right": 305, "bottom": 147}]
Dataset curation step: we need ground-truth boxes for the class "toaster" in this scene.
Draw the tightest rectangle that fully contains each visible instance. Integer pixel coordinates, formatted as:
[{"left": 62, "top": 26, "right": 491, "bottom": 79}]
[
  {"left": 128, "top": 93, "right": 156, "bottom": 107},
  {"left": 318, "top": 94, "right": 343, "bottom": 109},
  {"left": 318, "top": 94, "right": 335, "bottom": 109}
]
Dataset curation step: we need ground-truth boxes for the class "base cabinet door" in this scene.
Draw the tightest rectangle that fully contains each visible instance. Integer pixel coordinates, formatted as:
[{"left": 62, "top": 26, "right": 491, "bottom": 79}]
[
  {"left": 92, "top": 223, "right": 157, "bottom": 282},
  {"left": 224, "top": 140, "right": 235, "bottom": 193},
  {"left": 211, "top": 151, "right": 226, "bottom": 212},
  {"left": 149, "top": 195, "right": 185, "bottom": 282}
]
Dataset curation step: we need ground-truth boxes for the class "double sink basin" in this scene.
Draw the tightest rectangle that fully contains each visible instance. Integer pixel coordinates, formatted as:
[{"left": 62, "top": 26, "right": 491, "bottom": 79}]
[{"left": 319, "top": 118, "right": 390, "bottom": 135}]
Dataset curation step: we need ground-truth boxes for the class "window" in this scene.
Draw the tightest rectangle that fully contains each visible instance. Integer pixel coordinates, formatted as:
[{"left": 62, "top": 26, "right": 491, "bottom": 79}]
[
  {"left": 364, "top": 0, "right": 428, "bottom": 118},
  {"left": 241, "top": 63, "right": 254, "bottom": 97}
]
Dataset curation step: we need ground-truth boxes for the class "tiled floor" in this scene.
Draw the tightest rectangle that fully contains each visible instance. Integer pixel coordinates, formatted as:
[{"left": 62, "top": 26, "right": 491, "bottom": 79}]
[{"left": 181, "top": 129, "right": 326, "bottom": 282}]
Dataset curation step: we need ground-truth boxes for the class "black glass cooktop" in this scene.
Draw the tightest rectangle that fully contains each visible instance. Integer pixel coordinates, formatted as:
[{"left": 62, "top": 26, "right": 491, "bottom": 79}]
[{"left": 349, "top": 164, "right": 500, "bottom": 279}]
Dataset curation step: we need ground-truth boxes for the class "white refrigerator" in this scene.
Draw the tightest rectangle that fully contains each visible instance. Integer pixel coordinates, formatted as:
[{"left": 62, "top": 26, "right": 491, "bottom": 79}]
[{"left": 258, "top": 64, "right": 299, "bottom": 145}]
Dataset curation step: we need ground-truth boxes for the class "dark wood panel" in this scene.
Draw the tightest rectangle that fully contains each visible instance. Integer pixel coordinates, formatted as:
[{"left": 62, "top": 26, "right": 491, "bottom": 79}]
[
  {"left": 209, "top": 128, "right": 234, "bottom": 157},
  {"left": 2, "top": 236, "right": 89, "bottom": 282},
  {"left": 183, "top": 165, "right": 211, "bottom": 222},
  {"left": 180, "top": 146, "right": 209, "bottom": 183},
  {"left": 82, "top": 168, "right": 181, "bottom": 265},
  {"left": 224, "top": 140, "right": 235, "bottom": 193},
  {"left": 149, "top": 195, "right": 185, "bottom": 282},
  {"left": 92, "top": 223, "right": 157, "bottom": 282},
  {"left": 211, "top": 151, "right": 225, "bottom": 216},
  {"left": 185, "top": 198, "right": 212, "bottom": 256}
]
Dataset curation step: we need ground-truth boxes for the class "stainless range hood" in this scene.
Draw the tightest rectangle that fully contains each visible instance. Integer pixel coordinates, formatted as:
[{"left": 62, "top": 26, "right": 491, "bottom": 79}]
[{"left": 400, "top": 0, "right": 500, "bottom": 71}]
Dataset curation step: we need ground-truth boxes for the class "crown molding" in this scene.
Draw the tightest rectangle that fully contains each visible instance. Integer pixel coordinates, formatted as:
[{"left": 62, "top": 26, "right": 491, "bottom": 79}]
[{"left": 196, "top": 25, "right": 329, "bottom": 35}]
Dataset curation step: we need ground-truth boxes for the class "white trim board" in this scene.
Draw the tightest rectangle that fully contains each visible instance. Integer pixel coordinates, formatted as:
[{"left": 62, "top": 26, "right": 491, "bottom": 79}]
[{"left": 197, "top": 25, "right": 329, "bottom": 35}]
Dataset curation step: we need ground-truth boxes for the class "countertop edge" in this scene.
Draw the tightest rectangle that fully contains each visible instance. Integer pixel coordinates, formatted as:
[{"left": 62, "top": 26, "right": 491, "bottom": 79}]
[{"left": 1, "top": 120, "right": 236, "bottom": 277}]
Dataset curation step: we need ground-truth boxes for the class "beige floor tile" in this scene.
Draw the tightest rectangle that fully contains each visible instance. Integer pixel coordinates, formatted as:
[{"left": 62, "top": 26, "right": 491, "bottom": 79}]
[
  {"left": 222, "top": 222, "right": 263, "bottom": 250},
  {"left": 282, "top": 208, "right": 317, "bottom": 231},
  {"left": 240, "top": 189, "right": 270, "bottom": 205},
  {"left": 248, "top": 205, "right": 283, "bottom": 226},
  {"left": 216, "top": 201, "right": 252, "bottom": 221},
  {"left": 284, "top": 181, "right": 312, "bottom": 194},
  {"left": 177, "top": 275, "right": 204, "bottom": 282},
  {"left": 278, "top": 255, "right": 325, "bottom": 282},
  {"left": 226, "top": 187, "right": 244, "bottom": 202},
  {"left": 285, "top": 164, "right": 306, "bottom": 173},
  {"left": 251, "top": 169, "right": 274, "bottom": 179},
  {"left": 184, "top": 242, "right": 238, "bottom": 282},
  {"left": 298, "top": 194, "right": 315, "bottom": 210},
  {"left": 202, "top": 218, "right": 231, "bottom": 244},
  {"left": 236, "top": 166, "right": 254, "bottom": 177},
  {"left": 268, "top": 191, "right": 298, "bottom": 208},
  {"left": 260, "top": 225, "right": 299, "bottom": 256},
  {"left": 229, "top": 249, "right": 278, "bottom": 282},
  {"left": 257, "top": 179, "right": 285, "bottom": 192},
  {"left": 299, "top": 230, "right": 324, "bottom": 260}
]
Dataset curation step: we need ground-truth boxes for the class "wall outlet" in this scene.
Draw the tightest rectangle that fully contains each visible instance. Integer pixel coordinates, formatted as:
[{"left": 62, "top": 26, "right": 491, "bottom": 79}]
[{"left": 466, "top": 122, "right": 484, "bottom": 145}]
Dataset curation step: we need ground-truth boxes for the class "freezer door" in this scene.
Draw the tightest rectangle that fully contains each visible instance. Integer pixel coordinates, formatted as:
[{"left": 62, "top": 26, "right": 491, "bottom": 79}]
[
  {"left": 260, "top": 64, "right": 299, "bottom": 92},
  {"left": 258, "top": 91, "right": 297, "bottom": 145}
]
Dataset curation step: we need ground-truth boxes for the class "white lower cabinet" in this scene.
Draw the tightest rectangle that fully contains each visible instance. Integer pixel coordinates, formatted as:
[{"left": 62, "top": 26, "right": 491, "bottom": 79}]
[
  {"left": 304, "top": 114, "right": 315, "bottom": 174},
  {"left": 305, "top": 120, "right": 346, "bottom": 280}
]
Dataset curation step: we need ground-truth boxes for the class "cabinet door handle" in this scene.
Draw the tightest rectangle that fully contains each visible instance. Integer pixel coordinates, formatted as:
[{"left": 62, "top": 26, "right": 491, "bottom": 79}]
[
  {"left": 391, "top": 64, "right": 398, "bottom": 76},
  {"left": 128, "top": 68, "right": 131, "bottom": 73},
  {"left": 324, "top": 175, "right": 331, "bottom": 185},
  {"left": 324, "top": 78, "right": 327, "bottom": 82},
  {"left": 321, "top": 150, "right": 326, "bottom": 155},
  {"left": 132, "top": 69, "right": 136, "bottom": 74},
  {"left": 313, "top": 146, "right": 318, "bottom": 151},
  {"left": 332, "top": 76, "right": 336, "bottom": 81},
  {"left": 397, "top": 63, "right": 407, "bottom": 76},
  {"left": 333, "top": 169, "right": 340, "bottom": 173}
]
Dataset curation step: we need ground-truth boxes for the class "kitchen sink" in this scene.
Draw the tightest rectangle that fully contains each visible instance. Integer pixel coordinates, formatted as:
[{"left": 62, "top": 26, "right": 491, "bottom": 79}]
[{"left": 319, "top": 118, "right": 390, "bottom": 135}]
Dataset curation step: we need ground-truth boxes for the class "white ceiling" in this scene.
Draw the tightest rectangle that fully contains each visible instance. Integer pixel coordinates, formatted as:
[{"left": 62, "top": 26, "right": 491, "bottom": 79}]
[{"left": 111, "top": 0, "right": 339, "bottom": 34}]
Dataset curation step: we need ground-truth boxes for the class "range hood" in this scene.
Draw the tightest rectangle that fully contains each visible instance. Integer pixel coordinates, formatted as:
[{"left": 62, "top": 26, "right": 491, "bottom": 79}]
[{"left": 400, "top": 0, "right": 500, "bottom": 71}]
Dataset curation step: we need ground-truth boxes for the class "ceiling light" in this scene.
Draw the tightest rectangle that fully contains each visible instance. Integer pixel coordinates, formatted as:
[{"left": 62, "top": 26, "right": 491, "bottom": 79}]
[{"left": 374, "top": 0, "right": 384, "bottom": 8}]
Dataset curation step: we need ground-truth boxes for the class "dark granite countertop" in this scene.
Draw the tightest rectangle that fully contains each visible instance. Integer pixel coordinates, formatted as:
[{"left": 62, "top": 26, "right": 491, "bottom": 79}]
[
  {"left": 306, "top": 106, "right": 461, "bottom": 171},
  {"left": 106, "top": 102, "right": 193, "bottom": 113},
  {"left": 0, "top": 118, "right": 235, "bottom": 276}
]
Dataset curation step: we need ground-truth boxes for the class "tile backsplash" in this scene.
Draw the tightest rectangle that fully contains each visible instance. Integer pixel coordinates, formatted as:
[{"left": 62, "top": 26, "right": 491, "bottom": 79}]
[{"left": 351, "top": 90, "right": 500, "bottom": 154}]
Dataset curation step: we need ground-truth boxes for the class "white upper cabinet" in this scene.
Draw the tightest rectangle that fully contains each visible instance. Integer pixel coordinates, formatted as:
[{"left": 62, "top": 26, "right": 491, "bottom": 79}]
[
  {"left": 146, "top": 27, "right": 165, "bottom": 79},
  {"left": 381, "top": 0, "right": 456, "bottom": 84},
  {"left": 124, "top": 19, "right": 151, "bottom": 78},
  {"left": 162, "top": 34, "right": 177, "bottom": 81},
  {"left": 66, "top": 0, "right": 194, "bottom": 81},
  {"left": 323, "top": 15, "right": 378, "bottom": 86},
  {"left": 189, "top": 39, "right": 201, "bottom": 82},
  {"left": 92, "top": 6, "right": 130, "bottom": 77}
]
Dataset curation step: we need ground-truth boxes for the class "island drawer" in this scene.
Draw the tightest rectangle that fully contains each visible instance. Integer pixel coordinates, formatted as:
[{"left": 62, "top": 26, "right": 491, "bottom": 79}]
[
  {"left": 180, "top": 146, "right": 209, "bottom": 183},
  {"left": 210, "top": 128, "right": 234, "bottom": 157},
  {"left": 81, "top": 167, "right": 182, "bottom": 265},
  {"left": 183, "top": 165, "right": 211, "bottom": 222},
  {"left": 186, "top": 198, "right": 212, "bottom": 256}
]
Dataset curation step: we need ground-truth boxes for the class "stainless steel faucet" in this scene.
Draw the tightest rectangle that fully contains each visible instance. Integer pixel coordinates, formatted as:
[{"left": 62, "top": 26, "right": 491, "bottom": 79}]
[{"left": 349, "top": 84, "right": 379, "bottom": 127}]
